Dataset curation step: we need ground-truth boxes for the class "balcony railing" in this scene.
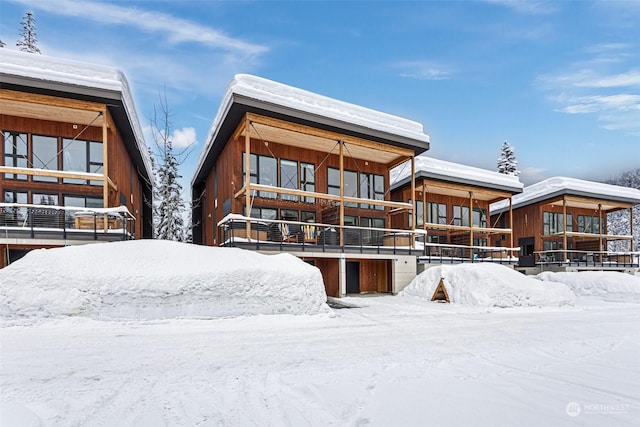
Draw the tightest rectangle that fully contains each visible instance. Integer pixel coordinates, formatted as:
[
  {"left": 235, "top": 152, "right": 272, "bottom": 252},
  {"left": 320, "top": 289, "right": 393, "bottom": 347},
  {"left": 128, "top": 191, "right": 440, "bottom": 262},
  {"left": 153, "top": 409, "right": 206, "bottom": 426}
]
[
  {"left": 218, "top": 214, "right": 519, "bottom": 263},
  {"left": 0, "top": 203, "right": 136, "bottom": 241},
  {"left": 534, "top": 250, "right": 639, "bottom": 268}
]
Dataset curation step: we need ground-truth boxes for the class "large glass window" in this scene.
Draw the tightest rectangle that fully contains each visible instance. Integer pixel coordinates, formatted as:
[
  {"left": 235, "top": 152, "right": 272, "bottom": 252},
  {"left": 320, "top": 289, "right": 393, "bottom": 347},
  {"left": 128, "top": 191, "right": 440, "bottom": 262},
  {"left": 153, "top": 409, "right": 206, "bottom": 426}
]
[
  {"left": 280, "top": 159, "right": 298, "bottom": 202},
  {"left": 578, "top": 215, "right": 600, "bottom": 233},
  {"left": 473, "top": 208, "right": 487, "bottom": 228},
  {"left": 243, "top": 153, "right": 276, "bottom": 199},
  {"left": 32, "top": 135, "right": 58, "bottom": 183},
  {"left": 301, "top": 162, "right": 315, "bottom": 203},
  {"left": 427, "top": 202, "right": 447, "bottom": 225},
  {"left": 63, "top": 139, "right": 103, "bottom": 185},
  {"left": 2, "top": 190, "right": 28, "bottom": 225},
  {"left": 3, "top": 132, "right": 28, "bottom": 180},
  {"left": 360, "top": 173, "right": 385, "bottom": 210},
  {"left": 543, "top": 212, "right": 573, "bottom": 235},
  {"left": 416, "top": 200, "right": 424, "bottom": 226},
  {"left": 63, "top": 195, "right": 103, "bottom": 228},
  {"left": 344, "top": 170, "right": 358, "bottom": 207},
  {"left": 453, "top": 206, "right": 469, "bottom": 226},
  {"left": 328, "top": 167, "right": 340, "bottom": 200}
]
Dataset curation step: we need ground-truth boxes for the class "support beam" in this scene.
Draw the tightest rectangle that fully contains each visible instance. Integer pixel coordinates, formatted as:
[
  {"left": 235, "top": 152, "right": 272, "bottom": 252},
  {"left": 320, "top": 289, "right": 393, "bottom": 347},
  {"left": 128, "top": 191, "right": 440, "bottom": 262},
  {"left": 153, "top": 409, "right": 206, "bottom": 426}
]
[
  {"left": 509, "top": 197, "right": 514, "bottom": 250},
  {"left": 245, "top": 116, "right": 252, "bottom": 241},
  {"left": 469, "top": 191, "right": 474, "bottom": 260},
  {"left": 102, "top": 109, "right": 109, "bottom": 232},
  {"left": 562, "top": 196, "right": 568, "bottom": 262},
  {"left": 598, "top": 204, "right": 603, "bottom": 253},
  {"left": 630, "top": 207, "right": 635, "bottom": 253},
  {"left": 411, "top": 155, "right": 416, "bottom": 247},
  {"left": 339, "top": 140, "right": 344, "bottom": 246}
]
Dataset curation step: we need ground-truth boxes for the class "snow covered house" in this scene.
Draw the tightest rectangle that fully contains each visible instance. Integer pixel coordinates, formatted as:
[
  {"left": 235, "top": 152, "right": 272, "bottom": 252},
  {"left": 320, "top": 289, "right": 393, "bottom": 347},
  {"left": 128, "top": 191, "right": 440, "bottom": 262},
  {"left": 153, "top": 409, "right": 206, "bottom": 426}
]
[
  {"left": 390, "top": 156, "right": 523, "bottom": 268},
  {"left": 0, "top": 50, "right": 153, "bottom": 267},
  {"left": 491, "top": 177, "right": 640, "bottom": 274},
  {"left": 191, "top": 74, "right": 430, "bottom": 297}
]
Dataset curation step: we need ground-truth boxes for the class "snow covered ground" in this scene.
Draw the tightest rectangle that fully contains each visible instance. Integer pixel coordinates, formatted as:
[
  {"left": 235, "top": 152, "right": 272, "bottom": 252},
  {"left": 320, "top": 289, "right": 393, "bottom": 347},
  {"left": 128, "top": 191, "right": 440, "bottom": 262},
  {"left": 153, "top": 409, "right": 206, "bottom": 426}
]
[{"left": 1, "top": 241, "right": 640, "bottom": 426}]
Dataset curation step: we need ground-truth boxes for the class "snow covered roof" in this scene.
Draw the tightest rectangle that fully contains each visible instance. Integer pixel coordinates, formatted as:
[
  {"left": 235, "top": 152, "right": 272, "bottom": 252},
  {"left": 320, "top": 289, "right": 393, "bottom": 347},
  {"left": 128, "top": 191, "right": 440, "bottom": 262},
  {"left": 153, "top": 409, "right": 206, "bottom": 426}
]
[
  {"left": 192, "top": 74, "right": 430, "bottom": 186},
  {"left": 390, "top": 155, "right": 523, "bottom": 194},
  {"left": 491, "top": 176, "right": 640, "bottom": 213},
  {"left": 0, "top": 49, "right": 152, "bottom": 181}
]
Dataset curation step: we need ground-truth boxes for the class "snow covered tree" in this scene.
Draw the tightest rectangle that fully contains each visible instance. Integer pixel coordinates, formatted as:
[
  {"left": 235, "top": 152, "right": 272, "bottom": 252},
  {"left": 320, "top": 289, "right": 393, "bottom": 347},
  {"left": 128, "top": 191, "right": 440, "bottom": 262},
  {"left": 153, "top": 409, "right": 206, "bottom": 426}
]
[
  {"left": 0, "top": 39, "right": 6, "bottom": 48},
  {"left": 607, "top": 168, "right": 640, "bottom": 252},
  {"left": 148, "top": 93, "right": 195, "bottom": 241},
  {"left": 17, "top": 12, "right": 41, "bottom": 54},
  {"left": 497, "top": 141, "right": 520, "bottom": 176}
]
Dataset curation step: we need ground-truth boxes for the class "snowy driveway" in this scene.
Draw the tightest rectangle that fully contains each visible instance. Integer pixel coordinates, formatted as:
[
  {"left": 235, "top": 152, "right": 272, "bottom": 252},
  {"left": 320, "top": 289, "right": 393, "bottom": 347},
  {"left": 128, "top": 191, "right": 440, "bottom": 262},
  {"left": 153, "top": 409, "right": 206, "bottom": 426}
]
[{"left": 2, "top": 297, "right": 639, "bottom": 426}]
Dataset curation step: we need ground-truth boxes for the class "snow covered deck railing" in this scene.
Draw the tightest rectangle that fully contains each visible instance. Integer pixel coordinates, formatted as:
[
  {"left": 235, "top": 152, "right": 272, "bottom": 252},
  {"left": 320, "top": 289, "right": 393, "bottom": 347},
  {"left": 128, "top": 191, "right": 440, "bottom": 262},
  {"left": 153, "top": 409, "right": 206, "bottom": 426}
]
[
  {"left": 534, "top": 250, "right": 639, "bottom": 268},
  {"left": 0, "top": 203, "right": 136, "bottom": 241},
  {"left": 217, "top": 214, "right": 519, "bottom": 262}
]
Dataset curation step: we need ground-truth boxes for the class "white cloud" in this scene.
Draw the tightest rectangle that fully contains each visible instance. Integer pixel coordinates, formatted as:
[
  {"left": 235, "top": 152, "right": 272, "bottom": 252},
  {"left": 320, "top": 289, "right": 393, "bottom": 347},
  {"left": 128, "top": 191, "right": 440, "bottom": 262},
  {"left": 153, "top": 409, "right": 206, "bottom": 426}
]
[
  {"left": 171, "top": 127, "right": 197, "bottom": 149},
  {"left": 392, "top": 60, "right": 454, "bottom": 80},
  {"left": 7, "top": 0, "right": 268, "bottom": 55},
  {"left": 482, "top": 0, "right": 558, "bottom": 15}
]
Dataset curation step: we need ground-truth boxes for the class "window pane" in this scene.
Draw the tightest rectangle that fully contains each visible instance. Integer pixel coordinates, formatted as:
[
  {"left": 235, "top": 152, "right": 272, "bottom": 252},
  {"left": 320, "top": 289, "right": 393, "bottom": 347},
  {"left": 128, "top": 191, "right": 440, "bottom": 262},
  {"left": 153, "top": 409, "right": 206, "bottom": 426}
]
[
  {"left": 280, "top": 159, "right": 298, "bottom": 201},
  {"left": 2, "top": 191, "right": 28, "bottom": 225},
  {"left": 32, "top": 135, "right": 58, "bottom": 182},
  {"left": 344, "top": 170, "right": 357, "bottom": 207},
  {"left": 301, "top": 211, "right": 315, "bottom": 223},
  {"left": 3, "top": 132, "right": 28, "bottom": 179},
  {"left": 280, "top": 209, "right": 298, "bottom": 221},
  {"left": 89, "top": 141, "right": 104, "bottom": 186},
  {"left": 63, "top": 139, "right": 87, "bottom": 184},
  {"left": 301, "top": 162, "right": 315, "bottom": 203},
  {"left": 327, "top": 167, "right": 340, "bottom": 198},
  {"left": 259, "top": 155, "right": 277, "bottom": 199}
]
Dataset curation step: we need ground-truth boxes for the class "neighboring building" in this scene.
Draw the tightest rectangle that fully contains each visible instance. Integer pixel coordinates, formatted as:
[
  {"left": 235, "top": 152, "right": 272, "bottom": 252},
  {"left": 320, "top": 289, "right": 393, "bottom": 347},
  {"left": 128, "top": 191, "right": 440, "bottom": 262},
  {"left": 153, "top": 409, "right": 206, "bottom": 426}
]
[
  {"left": 390, "top": 156, "right": 523, "bottom": 268},
  {"left": 491, "top": 176, "right": 640, "bottom": 273},
  {"left": 0, "top": 50, "right": 153, "bottom": 267},
  {"left": 191, "top": 74, "right": 430, "bottom": 297}
]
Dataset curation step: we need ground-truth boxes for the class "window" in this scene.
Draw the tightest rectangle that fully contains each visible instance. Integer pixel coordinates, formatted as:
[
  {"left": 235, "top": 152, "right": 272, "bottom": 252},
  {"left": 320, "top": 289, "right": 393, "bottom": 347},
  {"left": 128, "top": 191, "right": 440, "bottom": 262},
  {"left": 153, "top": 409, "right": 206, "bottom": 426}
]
[
  {"left": 280, "top": 159, "right": 298, "bottom": 202},
  {"left": 543, "top": 212, "right": 573, "bottom": 235},
  {"left": 416, "top": 200, "right": 424, "bottom": 226},
  {"left": 359, "top": 173, "right": 385, "bottom": 210},
  {"left": 3, "top": 132, "right": 28, "bottom": 180},
  {"left": 328, "top": 167, "right": 357, "bottom": 206},
  {"left": 63, "top": 139, "right": 103, "bottom": 185},
  {"left": 427, "top": 202, "right": 447, "bottom": 225},
  {"left": 246, "top": 206, "right": 277, "bottom": 220},
  {"left": 243, "top": 153, "right": 276, "bottom": 199},
  {"left": 301, "top": 162, "right": 315, "bottom": 203},
  {"left": 578, "top": 215, "right": 600, "bottom": 233},
  {"left": 32, "top": 135, "right": 58, "bottom": 182},
  {"left": 473, "top": 208, "right": 487, "bottom": 228},
  {"left": 454, "top": 206, "right": 486, "bottom": 227},
  {"left": 32, "top": 193, "right": 60, "bottom": 228},
  {"left": 63, "top": 195, "right": 103, "bottom": 228},
  {"left": 361, "top": 217, "right": 384, "bottom": 245},
  {"left": 280, "top": 209, "right": 298, "bottom": 221},
  {"left": 301, "top": 211, "right": 316, "bottom": 223},
  {"left": 2, "top": 190, "right": 28, "bottom": 225}
]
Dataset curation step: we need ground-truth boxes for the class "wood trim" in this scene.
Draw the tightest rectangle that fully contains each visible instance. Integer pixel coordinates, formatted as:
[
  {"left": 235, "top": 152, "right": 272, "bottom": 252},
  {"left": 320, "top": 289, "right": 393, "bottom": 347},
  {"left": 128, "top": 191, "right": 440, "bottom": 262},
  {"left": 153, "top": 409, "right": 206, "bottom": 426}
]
[
  {"left": 0, "top": 89, "right": 105, "bottom": 113},
  {"left": 0, "top": 166, "right": 103, "bottom": 181},
  {"left": 245, "top": 112, "right": 415, "bottom": 158},
  {"left": 339, "top": 141, "right": 344, "bottom": 246},
  {"left": 418, "top": 180, "right": 514, "bottom": 200},
  {"left": 244, "top": 115, "right": 251, "bottom": 239}
]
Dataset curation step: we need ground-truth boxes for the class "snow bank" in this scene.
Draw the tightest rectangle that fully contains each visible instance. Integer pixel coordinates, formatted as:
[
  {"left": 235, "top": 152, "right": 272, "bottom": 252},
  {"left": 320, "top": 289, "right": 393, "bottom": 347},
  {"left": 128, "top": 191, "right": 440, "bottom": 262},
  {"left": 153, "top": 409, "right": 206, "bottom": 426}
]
[
  {"left": 0, "top": 240, "right": 330, "bottom": 320},
  {"left": 401, "top": 263, "right": 574, "bottom": 307},
  {"left": 537, "top": 271, "right": 640, "bottom": 302}
]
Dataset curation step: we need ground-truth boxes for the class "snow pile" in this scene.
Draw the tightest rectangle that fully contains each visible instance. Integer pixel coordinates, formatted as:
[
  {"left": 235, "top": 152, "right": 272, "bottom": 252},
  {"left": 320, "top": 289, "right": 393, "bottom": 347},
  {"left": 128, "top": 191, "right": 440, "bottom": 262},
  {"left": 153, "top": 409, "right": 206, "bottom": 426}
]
[
  {"left": 401, "top": 263, "right": 574, "bottom": 307},
  {"left": 537, "top": 271, "right": 640, "bottom": 302},
  {"left": 0, "top": 240, "right": 330, "bottom": 320}
]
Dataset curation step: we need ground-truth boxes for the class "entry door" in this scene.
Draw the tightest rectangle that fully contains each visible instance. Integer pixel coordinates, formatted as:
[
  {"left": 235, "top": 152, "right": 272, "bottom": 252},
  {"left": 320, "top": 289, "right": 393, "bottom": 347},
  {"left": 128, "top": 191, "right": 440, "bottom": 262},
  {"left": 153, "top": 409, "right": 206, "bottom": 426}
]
[
  {"left": 518, "top": 237, "right": 535, "bottom": 267},
  {"left": 346, "top": 261, "right": 360, "bottom": 294}
]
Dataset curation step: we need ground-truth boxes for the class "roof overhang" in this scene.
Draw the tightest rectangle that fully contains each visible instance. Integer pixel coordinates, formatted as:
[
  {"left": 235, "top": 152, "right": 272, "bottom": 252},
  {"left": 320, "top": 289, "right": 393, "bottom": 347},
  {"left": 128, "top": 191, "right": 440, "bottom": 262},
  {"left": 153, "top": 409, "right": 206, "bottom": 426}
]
[{"left": 192, "top": 80, "right": 430, "bottom": 186}]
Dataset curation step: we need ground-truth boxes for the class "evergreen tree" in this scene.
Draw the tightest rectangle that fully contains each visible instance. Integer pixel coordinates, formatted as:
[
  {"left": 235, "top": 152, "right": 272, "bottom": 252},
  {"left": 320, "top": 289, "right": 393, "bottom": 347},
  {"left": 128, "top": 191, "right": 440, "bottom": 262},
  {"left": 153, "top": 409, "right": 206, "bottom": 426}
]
[
  {"left": 497, "top": 141, "right": 520, "bottom": 176},
  {"left": 0, "top": 39, "right": 5, "bottom": 48},
  {"left": 607, "top": 168, "right": 640, "bottom": 252},
  {"left": 17, "top": 12, "right": 41, "bottom": 54},
  {"left": 148, "top": 93, "right": 194, "bottom": 242}
]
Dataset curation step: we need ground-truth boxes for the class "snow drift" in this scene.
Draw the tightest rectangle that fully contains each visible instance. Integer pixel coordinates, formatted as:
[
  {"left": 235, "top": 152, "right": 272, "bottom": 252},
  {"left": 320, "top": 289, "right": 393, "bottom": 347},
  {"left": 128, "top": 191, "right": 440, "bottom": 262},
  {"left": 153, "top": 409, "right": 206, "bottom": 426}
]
[
  {"left": 537, "top": 271, "right": 640, "bottom": 302},
  {"left": 0, "top": 240, "right": 330, "bottom": 320},
  {"left": 401, "top": 263, "right": 574, "bottom": 307}
]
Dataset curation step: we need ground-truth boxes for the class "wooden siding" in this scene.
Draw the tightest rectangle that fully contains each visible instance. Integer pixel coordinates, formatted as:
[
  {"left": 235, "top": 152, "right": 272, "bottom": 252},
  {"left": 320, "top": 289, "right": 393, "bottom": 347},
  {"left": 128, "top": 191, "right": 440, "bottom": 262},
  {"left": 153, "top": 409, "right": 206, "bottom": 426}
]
[{"left": 314, "top": 258, "right": 340, "bottom": 297}]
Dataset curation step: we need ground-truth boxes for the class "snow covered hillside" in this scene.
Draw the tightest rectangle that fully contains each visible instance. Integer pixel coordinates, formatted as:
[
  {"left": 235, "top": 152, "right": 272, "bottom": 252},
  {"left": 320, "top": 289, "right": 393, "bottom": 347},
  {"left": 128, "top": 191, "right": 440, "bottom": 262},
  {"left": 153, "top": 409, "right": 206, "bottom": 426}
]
[
  {"left": 538, "top": 271, "right": 640, "bottom": 302},
  {"left": 0, "top": 240, "right": 330, "bottom": 320}
]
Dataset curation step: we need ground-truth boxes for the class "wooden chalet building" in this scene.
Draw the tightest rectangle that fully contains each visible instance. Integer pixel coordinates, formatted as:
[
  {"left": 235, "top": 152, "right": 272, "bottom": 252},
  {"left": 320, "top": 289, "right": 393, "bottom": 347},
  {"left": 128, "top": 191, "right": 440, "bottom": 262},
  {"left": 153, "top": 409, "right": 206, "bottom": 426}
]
[
  {"left": 0, "top": 50, "right": 153, "bottom": 267},
  {"left": 390, "top": 156, "right": 523, "bottom": 268},
  {"left": 191, "top": 74, "right": 430, "bottom": 297},
  {"left": 491, "top": 176, "right": 640, "bottom": 273}
]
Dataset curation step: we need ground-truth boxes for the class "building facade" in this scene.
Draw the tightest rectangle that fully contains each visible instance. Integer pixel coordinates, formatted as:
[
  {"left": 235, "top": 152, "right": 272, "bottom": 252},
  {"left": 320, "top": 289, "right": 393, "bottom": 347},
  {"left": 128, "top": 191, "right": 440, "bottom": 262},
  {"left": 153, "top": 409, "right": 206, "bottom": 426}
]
[
  {"left": 0, "top": 50, "right": 153, "bottom": 267},
  {"left": 192, "top": 74, "right": 430, "bottom": 297}
]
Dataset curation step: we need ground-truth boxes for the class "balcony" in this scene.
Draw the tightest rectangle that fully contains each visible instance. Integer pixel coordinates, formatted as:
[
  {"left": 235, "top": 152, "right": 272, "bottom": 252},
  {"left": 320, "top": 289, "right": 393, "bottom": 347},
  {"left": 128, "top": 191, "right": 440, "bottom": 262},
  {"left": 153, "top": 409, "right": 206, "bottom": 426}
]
[
  {"left": 534, "top": 250, "right": 639, "bottom": 269},
  {"left": 0, "top": 203, "right": 136, "bottom": 243},
  {"left": 218, "top": 214, "right": 519, "bottom": 263}
]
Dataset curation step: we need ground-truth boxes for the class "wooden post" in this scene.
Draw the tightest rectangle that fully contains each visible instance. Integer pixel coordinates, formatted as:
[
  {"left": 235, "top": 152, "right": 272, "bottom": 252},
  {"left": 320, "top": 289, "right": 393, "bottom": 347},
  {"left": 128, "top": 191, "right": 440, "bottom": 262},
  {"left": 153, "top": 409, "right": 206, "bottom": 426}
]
[
  {"left": 469, "top": 191, "right": 474, "bottom": 260},
  {"left": 339, "top": 140, "right": 344, "bottom": 246},
  {"left": 630, "top": 207, "right": 634, "bottom": 254},
  {"left": 422, "top": 180, "right": 427, "bottom": 233},
  {"left": 562, "top": 196, "right": 568, "bottom": 262},
  {"left": 598, "top": 204, "right": 603, "bottom": 254},
  {"left": 102, "top": 109, "right": 109, "bottom": 233},
  {"left": 411, "top": 155, "right": 416, "bottom": 247},
  {"left": 509, "top": 197, "right": 514, "bottom": 252},
  {"left": 244, "top": 116, "right": 251, "bottom": 241}
]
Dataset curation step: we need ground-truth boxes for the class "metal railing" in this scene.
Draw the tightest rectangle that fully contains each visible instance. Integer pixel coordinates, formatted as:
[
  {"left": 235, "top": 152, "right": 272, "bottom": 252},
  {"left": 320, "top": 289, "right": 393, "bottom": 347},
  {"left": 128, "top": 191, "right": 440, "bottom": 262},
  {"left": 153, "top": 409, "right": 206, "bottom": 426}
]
[
  {"left": 534, "top": 250, "right": 639, "bottom": 268},
  {"left": 218, "top": 214, "right": 519, "bottom": 263},
  {"left": 0, "top": 203, "right": 136, "bottom": 241}
]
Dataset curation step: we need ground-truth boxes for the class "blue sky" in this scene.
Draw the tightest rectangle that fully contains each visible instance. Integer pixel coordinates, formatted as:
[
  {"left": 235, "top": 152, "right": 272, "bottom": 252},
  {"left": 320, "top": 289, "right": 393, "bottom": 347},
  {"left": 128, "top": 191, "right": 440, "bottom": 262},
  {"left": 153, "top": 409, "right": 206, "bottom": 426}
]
[{"left": 1, "top": 0, "right": 639, "bottom": 193}]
